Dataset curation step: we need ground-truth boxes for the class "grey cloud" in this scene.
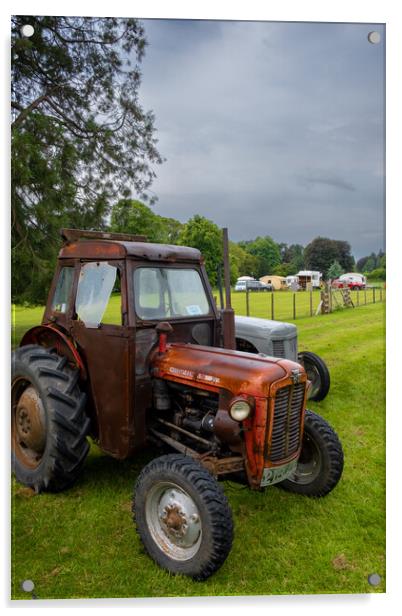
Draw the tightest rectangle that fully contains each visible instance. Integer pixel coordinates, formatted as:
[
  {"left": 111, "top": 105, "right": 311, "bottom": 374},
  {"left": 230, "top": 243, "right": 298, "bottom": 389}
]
[
  {"left": 299, "top": 173, "right": 356, "bottom": 192},
  {"left": 137, "top": 19, "right": 385, "bottom": 260}
]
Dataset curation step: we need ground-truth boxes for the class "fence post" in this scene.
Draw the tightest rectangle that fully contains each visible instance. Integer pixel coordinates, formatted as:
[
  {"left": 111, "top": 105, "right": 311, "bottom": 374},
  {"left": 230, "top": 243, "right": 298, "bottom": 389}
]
[
  {"left": 246, "top": 288, "right": 250, "bottom": 316},
  {"left": 357, "top": 288, "right": 360, "bottom": 307},
  {"left": 293, "top": 293, "right": 296, "bottom": 320},
  {"left": 373, "top": 288, "right": 376, "bottom": 304},
  {"left": 380, "top": 287, "right": 383, "bottom": 302},
  {"left": 364, "top": 288, "right": 367, "bottom": 305},
  {"left": 310, "top": 290, "right": 313, "bottom": 316},
  {"left": 271, "top": 292, "right": 274, "bottom": 320}
]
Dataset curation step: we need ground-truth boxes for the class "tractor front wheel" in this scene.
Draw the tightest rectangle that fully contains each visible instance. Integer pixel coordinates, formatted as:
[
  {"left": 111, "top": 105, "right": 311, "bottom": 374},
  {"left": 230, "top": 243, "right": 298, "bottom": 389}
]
[
  {"left": 12, "top": 345, "right": 90, "bottom": 493},
  {"left": 298, "top": 350, "right": 331, "bottom": 402},
  {"left": 133, "top": 454, "right": 233, "bottom": 580},
  {"left": 277, "top": 410, "right": 343, "bottom": 497}
]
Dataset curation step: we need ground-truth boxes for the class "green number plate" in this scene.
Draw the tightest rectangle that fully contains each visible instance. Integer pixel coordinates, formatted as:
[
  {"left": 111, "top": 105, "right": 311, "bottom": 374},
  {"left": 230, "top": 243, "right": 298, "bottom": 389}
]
[{"left": 260, "top": 459, "right": 298, "bottom": 487}]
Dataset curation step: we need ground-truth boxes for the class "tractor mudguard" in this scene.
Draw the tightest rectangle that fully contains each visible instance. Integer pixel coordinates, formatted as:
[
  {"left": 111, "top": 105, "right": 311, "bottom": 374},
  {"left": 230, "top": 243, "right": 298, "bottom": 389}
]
[{"left": 20, "top": 325, "right": 87, "bottom": 380}]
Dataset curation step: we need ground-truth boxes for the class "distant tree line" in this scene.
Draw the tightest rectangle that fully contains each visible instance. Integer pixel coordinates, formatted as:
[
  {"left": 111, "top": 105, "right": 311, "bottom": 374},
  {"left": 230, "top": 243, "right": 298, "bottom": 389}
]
[
  {"left": 356, "top": 251, "right": 386, "bottom": 280},
  {"left": 110, "top": 199, "right": 386, "bottom": 288},
  {"left": 13, "top": 193, "right": 385, "bottom": 303}
]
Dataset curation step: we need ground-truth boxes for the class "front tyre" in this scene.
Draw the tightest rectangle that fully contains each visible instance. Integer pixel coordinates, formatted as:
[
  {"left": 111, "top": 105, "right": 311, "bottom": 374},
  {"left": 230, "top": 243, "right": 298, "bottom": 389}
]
[
  {"left": 133, "top": 454, "right": 233, "bottom": 580},
  {"left": 12, "top": 345, "right": 90, "bottom": 493},
  {"left": 277, "top": 410, "right": 343, "bottom": 497},
  {"left": 298, "top": 350, "right": 331, "bottom": 402}
]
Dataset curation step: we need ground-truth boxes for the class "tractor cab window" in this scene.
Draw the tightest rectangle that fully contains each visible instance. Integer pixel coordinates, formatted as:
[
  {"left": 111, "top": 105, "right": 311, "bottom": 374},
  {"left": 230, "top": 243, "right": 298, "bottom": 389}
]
[
  {"left": 51, "top": 267, "right": 74, "bottom": 313},
  {"left": 134, "top": 267, "right": 210, "bottom": 320},
  {"left": 75, "top": 262, "right": 121, "bottom": 327}
]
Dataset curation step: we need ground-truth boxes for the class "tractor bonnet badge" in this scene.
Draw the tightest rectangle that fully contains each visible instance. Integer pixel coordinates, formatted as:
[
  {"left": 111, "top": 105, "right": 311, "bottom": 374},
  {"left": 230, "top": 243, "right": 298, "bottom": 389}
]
[{"left": 291, "top": 369, "right": 301, "bottom": 384}]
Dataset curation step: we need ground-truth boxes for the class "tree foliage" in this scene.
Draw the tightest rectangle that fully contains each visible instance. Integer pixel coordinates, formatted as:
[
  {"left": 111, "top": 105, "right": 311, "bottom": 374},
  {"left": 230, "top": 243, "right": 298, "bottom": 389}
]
[
  {"left": 356, "top": 251, "right": 385, "bottom": 274},
  {"left": 240, "top": 236, "right": 281, "bottom": 278},
  {"left": 12, "top": 16, "right": 162, "bottom": 303},
  {"left": 278, "top": 243, "right": 305, "bottom": 275},
  {"left": 366, "top": 268, "right": 386, "bottom": 280},
  {"left": 304, "top": 237, "right": 354, "bottom": 279},
  {"left": 111, "top": 199, "right": 163, "bottom": 242},
  {"left": 327, "top": 260, "right": 344, "bottom": 280},
  {"left": 178, "top": 216, "right": 223, "bottom": 286},
  {"left": 110, "top": 199, "right": 183, "bottom": 244},
  {"left": 228, "top": 242, "right": 259, "bottom": 284}
]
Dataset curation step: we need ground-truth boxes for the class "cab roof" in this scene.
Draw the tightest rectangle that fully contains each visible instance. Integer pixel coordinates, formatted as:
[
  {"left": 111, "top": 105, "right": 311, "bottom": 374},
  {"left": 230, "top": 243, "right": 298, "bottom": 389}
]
[{"left": 59, "top": 239, "right": 202, "bottom": 263}]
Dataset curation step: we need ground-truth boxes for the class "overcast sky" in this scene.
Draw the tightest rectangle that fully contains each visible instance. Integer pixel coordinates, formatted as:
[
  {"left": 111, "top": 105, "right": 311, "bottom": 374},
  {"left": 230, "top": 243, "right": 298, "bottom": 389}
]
[{"left": 137, "top": 19, "right": 385, "bottom": 260}]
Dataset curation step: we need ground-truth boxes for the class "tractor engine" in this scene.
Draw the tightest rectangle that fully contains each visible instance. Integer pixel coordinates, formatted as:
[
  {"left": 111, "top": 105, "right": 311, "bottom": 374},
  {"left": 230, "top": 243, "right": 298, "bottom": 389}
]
[{"left": 151, "top": 380, "right": 229, "bottom": 459}]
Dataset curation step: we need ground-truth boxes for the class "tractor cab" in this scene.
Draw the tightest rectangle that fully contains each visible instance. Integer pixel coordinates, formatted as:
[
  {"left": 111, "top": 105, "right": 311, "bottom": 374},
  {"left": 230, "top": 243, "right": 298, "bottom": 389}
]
[{"left": 24, "top": 229, "right": 222, "bottom": 458}]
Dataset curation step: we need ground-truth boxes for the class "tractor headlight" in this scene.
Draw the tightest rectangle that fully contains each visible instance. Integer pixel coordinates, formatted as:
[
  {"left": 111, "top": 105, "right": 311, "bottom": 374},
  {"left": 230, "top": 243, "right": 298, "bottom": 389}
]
[{"left": 229, "top": 398, "right": 252, "bottom": 422}]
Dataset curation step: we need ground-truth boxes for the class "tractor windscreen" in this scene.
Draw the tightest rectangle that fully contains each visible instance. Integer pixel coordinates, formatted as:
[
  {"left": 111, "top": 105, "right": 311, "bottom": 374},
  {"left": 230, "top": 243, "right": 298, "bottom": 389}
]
[{"left": 134, "top": 267, "right": 210, "bottom": 320}]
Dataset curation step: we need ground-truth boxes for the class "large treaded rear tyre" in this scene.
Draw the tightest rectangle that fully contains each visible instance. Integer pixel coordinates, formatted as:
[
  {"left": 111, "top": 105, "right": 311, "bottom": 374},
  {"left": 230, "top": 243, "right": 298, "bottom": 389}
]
[
  {"left": 133, "top": 454, "right": 233, "bottom": 580},
  {"left": 12, "top": 345, "right": 90, "bottom": 493},
  {"left": 298, "top": 350, "right": 331, "bottom": 402},
  {"left": 277, "top": 410, "right": 343, "bottom": 497}
]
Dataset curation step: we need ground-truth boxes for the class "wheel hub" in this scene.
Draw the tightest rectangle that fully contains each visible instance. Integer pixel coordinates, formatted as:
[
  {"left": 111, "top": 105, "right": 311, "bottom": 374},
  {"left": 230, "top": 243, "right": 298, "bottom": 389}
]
[
  {"left": 14, "top": 385, "right": 46, "bottom": 466},
  {"left": 160, "top": 503, "right": 188, "bottom": 538},
  {"left": 306, "top": 366, "right": 320, "bottom": 397},
  {"left": 146, "top": 484, "right": 202, "bottom": 560},
  {"left": 293, "top": 434, "right": 321, "bottom": 484}
]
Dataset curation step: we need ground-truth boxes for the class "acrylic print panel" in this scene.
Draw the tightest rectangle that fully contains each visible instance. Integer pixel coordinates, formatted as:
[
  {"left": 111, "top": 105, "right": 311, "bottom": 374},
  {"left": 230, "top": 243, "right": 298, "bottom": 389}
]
[{"left": 11, "top": 15, "right": 385, "bottom": 600}]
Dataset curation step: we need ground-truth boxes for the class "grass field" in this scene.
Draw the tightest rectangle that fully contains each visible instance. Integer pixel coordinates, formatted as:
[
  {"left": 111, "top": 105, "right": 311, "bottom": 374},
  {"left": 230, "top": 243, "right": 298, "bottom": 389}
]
[
  {"left": 11, "top": 300, "right": 385, "bottom": 599},
  {"left": 228, "top": 286, "right": 384, "bottom": 321}
]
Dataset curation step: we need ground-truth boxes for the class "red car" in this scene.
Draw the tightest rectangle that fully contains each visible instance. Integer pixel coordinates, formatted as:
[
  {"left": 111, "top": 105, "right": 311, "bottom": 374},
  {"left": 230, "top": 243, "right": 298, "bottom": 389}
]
[{"left": 332, "top": 278, "right": 366, "bottom": 290}]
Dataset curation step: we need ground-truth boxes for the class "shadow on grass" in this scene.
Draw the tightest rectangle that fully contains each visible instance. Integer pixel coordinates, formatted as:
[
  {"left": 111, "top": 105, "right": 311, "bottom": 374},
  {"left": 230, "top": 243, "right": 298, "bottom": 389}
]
[{"left": 76, "top": 443, "right": 165, "bottom": 492}]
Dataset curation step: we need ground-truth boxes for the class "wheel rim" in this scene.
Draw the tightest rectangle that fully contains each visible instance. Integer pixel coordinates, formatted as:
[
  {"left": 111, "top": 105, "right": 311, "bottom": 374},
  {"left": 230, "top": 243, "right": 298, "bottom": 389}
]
[
  {"left": 12, "top": 378, "right": 46, "bottom": 469},
  {"left": 304, "top": 361, "right": 321, "bottom": 399},
  {"left": 290, "top": 433, "right": 322, "bottom": 485},
  {"left": 145, "top": 481, "right": 202, "bottom": 561}
]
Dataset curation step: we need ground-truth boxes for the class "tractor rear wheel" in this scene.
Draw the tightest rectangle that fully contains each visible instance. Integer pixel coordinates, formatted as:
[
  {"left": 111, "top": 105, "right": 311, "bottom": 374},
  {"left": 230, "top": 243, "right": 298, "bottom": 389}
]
[
  {"left": 277, "top": 410, "right": 343, "bottom": 497},
  {"left": 133, "top": 454, "right": 233, "bottom": 580},
  {"left": 12, "top": 345, "right": 90, "bottom": 493}
]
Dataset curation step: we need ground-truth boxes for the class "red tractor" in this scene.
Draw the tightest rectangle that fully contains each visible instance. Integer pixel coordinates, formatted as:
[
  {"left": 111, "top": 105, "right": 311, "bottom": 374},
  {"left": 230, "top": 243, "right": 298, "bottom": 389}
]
[{"left": 12, "top": 228, "right": 343, "bottom": 580}]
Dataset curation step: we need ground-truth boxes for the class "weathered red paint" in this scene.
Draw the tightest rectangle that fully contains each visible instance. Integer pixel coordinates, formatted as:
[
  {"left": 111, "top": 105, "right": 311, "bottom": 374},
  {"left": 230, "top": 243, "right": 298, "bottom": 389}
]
[
  {"left": 151, "top": 342, "right": 307, "bottom": 486},
  {"left": 59, "top": 239, "right": 202, "bottom": 263},
  {"left": 151, "top": 342, "right": 295, "bottom": 398},
  {"left": 20, "top": 324, "right": 87, "bottom": 380},
  {"left": 70, "top": 319, "right": 136, "bottom": 458}
]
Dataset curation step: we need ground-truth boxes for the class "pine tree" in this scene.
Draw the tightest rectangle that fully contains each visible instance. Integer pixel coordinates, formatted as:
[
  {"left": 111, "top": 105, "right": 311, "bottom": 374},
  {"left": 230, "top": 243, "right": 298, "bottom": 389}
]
[{"left": 12, "top": 16, "right": 162, "bottom": 302}]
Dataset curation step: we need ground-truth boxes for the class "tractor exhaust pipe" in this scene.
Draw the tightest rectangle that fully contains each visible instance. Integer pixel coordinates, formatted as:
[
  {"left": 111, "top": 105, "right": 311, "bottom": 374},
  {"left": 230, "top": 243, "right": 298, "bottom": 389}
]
[{"left": 221, "top": 228, "right": 236, "bottom": 350}]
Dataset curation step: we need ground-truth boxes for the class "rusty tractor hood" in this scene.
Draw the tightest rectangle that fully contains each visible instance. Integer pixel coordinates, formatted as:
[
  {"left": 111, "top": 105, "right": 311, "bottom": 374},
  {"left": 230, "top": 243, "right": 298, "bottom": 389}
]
[{"left": 151, "top": 342, "right": 305, "bottom": 398}]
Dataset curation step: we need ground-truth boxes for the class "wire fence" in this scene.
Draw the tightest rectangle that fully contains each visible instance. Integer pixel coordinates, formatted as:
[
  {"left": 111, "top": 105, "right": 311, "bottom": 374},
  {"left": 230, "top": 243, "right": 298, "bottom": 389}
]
[{"left": 229, "top": 285, "right": 386, "bottom": 322}]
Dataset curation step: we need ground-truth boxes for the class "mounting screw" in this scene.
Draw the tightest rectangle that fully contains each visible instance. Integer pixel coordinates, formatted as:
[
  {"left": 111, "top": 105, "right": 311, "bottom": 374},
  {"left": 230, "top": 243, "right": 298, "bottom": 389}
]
[
  {"left": 367, "top": 31, "right": 381, "bottom": 45},
  {"left": 21, "top": 579, "right": 37, "bottom": 599},
  {"left": 20, "top": 24, "right": 35, "bottom": 38},
  {"left": 368, "top": 573, "right": 381, "bottom": 586}
]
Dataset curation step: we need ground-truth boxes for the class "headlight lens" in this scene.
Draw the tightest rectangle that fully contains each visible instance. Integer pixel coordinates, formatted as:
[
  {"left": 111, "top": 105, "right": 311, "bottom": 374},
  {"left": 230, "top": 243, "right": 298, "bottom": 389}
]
[{"left": 229, "top": 398, "right": 252, "bottom": 421}]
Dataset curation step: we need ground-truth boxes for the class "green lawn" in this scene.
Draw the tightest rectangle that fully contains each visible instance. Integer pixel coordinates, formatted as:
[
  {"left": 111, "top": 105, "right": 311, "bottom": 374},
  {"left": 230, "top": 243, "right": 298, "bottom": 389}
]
[{"left": 11, "top": 301, "right": 385, "bottom": 599}]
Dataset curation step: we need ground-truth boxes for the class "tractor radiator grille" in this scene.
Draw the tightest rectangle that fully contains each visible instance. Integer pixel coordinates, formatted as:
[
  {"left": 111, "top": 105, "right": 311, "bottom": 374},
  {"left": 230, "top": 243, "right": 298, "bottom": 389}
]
[
  {"left": 268, "top": 383, "right": 305, "bottom": 462},
  {"left": 272, "top": 339, "right": 285, "bottom": 357}
]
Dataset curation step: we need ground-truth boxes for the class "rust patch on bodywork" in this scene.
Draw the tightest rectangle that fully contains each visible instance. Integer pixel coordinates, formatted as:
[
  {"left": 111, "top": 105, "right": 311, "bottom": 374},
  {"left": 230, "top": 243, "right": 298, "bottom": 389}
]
[
  {"left": 199, "top": 455, "right": 245, "bottom": 476},
  {"left": 20, "top": 325, "right": 87, "bottom": 380},
  {"left": 151, "top": 342, "right": 290, "bottom": 398},
  {"left": 59, "top": 239, "right": 202, "bottom": 263}
]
